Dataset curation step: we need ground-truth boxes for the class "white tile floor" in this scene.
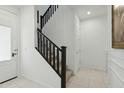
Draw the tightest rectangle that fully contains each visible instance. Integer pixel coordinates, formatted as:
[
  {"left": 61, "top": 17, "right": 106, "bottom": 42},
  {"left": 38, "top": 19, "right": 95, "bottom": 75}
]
[
  {"left": 0, "top": 68, "right": 109, "bottom": 88},
  {"left": 0, "top": 77, "right": 44, "bottom": 88},
  {"left": 67, "top": 68, "right": 110, "bottom": 88}
]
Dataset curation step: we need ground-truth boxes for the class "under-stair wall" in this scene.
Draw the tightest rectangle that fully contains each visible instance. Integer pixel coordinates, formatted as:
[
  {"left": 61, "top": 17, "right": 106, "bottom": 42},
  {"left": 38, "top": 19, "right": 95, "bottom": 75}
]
[
  {"left": 21, "top": 6, "right": 61, "bottom": 88},
  {"left": 38, "top": 5, "right": 76, "bottom": 72}
]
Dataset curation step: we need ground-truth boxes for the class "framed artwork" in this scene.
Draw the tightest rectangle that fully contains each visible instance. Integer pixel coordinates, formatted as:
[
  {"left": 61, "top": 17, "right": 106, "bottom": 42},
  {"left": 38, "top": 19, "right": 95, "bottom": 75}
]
[{"left": 112, "top": 5, "right": 124, "bottom": 48}]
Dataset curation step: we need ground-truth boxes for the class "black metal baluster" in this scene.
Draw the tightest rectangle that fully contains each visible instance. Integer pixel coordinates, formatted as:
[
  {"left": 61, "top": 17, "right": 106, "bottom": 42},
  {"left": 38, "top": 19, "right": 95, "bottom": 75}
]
[
  {"left": 48, "top": 9, "right": 49, "bottom": 21},
  {"left": 61, "top": 46, "right": 66, "bottom": 88},
  {"left": 47, "top": 9, "right": 49, "bottom": 22},
  {"left": 50, "top": 5, "right": 52, "bottom": 16},
  {"left": 57, "top": 49, "right": 60, "bottom": 73},
  {"left": 49, "top": 7, "right": 51, "bottom": 20},
  {"left": 43, "top": 16, "right": 45, "bottom": 27},
  {"left": 48, "top": 41, "right": 49, "bottom": 62},
  {"left": 39, "top": 33, "right": 41, "bottom": 53},
  {"left": 44, "top": 37, "right": 46, "bottom": 58},
  {"left": 55, "top": 5, "right": 57, "bottom": 11},
  {"left": 43, "top": 17, "right": 45, "bottom": 28},
  {"left": 51, "top": 44, "right": 53, "bottom": 65},
  {"left": 41, "top": 17, "right": 43, "bottom": 29},
  {"left": 55, "top": 48, "right": 57, "bottom": 70},
  {"left": 48, "top": 7, "right": 50, "bottom": 20},
  {"left": 46, "top": 39, "right": 48, "bottom": 61},
  {"left": 37, "top": 10, "right": 39, "bottom": 23},
  {"left": 46, "top": 13, "right": 47, "bottom": 23},
  {"left": 51, "top": 5, "right": 53, "bottom": 16},
  {"left": 53, "top": 5, "right": 54, "bottom": 14},
  {"left": 44, "top": 15, "right": 46, "bottom": 25},
  {"left": 42, "top": 17, "right": 44, "bottom": 28},
  {"left": 43, "top": 36, "right": 45, "bottom": 57},
  {"left": 53, "top": 45, "right": 55, "bottom": 68},
  {"left": 50, "top": 5, "right": 52, "bottom": 18},
  {"left": 45, "top": 13, "right": 47, "bottom": 24},
  {"left": 45, "top": 12, "right": 47, "bottom": 23},
  {"left": 40, "top": 16, "right": 42, "bottom": 29},
  {"left": 41, "top": 34, "right": 43, "bottom": 54},
  {"left": 44, "top": 16, "right": 45, "bottom": 27},
  {"left": 37, "top": 31, "right": 39, "bottom": 50},
  {"left": 38, "top": 32, "right": 40, "bottom": 51},
  {"left": 44, "top": 15, "right": 45, "bottom": 25},
  {"left": 49, "top": 42, "right": 51, "bottom": 65}
]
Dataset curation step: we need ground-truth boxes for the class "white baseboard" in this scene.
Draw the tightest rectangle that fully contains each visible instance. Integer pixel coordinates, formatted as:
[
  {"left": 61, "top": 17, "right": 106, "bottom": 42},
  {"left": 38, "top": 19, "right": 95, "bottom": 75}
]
[{"left": 80, "top": 65, "right": 107, "bottom": 72}]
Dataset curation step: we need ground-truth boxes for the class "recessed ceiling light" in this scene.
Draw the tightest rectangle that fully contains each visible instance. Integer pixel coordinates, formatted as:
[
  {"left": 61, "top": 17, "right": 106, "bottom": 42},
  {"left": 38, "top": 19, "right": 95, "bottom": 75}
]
[{"left": 87, "top": 11, "right": 91, "bottom": 15}]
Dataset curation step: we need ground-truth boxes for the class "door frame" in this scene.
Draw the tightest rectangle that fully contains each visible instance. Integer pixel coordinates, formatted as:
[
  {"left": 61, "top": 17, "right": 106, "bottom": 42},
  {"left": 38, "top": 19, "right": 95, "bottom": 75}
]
[{"left": 74, "top": 14, "right": 81, "bottom": 74}]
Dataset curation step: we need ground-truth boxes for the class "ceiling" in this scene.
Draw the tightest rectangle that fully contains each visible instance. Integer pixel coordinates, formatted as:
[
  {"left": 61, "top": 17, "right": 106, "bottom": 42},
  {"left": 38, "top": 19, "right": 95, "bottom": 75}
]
[
  {"left": 70, "top": 5, "right": 107, "bottom": 21},
  {"left": 7, "top": 5, "right": 108, "bottom": 21}
]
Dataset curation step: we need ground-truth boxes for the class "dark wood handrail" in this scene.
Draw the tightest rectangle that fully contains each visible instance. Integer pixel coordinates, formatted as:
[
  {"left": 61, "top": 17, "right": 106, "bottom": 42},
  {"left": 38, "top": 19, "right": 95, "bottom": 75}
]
[
  {"left": 43, "top": 5, "right": 51, "bottom": 18},
  {"left": 37, "top": 28, "right": 62, "bottom": 51}
]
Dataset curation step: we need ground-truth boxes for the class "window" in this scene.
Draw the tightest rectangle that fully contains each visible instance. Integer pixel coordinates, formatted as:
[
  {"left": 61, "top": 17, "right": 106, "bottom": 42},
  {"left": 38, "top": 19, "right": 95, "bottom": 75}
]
[{"left": 0, "top": 25, "right": 11, "bottom": 61}]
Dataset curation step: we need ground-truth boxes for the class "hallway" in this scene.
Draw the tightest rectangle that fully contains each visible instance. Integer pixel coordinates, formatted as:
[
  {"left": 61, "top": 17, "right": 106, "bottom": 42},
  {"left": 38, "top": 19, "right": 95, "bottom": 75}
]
[
  {"left": 67, "top": 68, "right": 109, "bottom": 88},
  {"left": 0, "top": 5, "right": 124, "bottom": 88}
]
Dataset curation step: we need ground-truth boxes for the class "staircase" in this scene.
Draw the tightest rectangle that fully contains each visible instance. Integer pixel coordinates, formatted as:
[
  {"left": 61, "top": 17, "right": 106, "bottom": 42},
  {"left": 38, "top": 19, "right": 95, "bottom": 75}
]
[{"left": 36, "top": 5, "right": 72, "bottom": 88}]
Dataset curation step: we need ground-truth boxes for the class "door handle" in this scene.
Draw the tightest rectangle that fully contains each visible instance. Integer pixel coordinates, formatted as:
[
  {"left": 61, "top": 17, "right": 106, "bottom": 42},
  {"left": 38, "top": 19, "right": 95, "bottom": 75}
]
[
  {"left": 12, "top": 49, "right": 18, "bottom": 57},
  {"left": 12, "top": 52, "right": 17, "bottom": 57}
]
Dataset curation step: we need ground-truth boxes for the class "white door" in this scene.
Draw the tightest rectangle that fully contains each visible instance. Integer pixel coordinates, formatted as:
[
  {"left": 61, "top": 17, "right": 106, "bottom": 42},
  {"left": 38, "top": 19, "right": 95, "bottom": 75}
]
[
  {"left": 0, "top": 9, "right": 18, "bottom": 83},
  {"left": 80, "top": 15, "right": 107, "bottom": 71}
]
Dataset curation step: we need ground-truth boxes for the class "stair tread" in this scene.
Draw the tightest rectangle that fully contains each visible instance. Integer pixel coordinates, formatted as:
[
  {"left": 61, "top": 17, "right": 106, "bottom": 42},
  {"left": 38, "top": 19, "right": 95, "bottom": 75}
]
[{"left": 66, "top": 69, "right": 73, "bottom": 82}]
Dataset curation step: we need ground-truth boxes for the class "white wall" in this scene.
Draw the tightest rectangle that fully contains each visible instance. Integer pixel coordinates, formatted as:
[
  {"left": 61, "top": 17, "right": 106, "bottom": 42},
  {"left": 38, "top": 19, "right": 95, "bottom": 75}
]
[
  {"left": 80, "top": 14, "right": 108, "bottom": 71},
  {"left": 38, "top": 5, "right": 75, "bottom": 71},
  {"left": 20, "top": 6, "right": 61, "bottom": 88},
  {"left": 107, "top": 5, "right": 124, "bottom": 88}
]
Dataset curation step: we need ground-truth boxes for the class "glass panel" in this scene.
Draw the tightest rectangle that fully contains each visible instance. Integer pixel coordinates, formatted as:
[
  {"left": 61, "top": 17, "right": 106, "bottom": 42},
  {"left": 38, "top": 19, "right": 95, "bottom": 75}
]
[{"left": 0, "top": 25, "right": 11, "bottom": 61}]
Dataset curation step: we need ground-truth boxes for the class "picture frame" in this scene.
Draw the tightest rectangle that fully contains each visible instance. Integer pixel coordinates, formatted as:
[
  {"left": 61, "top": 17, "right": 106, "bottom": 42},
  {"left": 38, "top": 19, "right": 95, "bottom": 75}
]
[{"left": 112, "top": 5, "right": 124, "bottom": 49}]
